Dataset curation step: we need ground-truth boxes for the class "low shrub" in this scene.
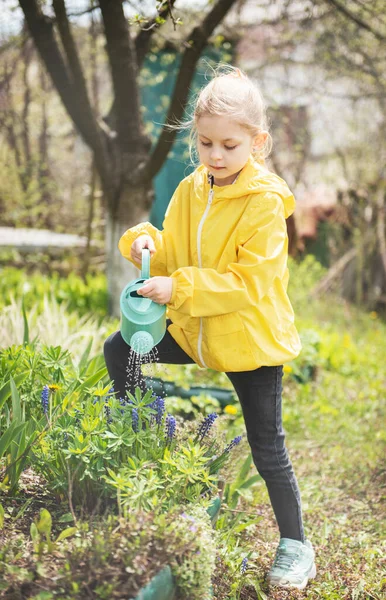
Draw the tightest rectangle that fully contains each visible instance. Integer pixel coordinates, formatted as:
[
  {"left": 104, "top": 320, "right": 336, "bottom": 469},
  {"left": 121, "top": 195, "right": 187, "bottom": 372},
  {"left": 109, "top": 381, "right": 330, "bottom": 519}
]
[{"left": 0, "top": 504, "right": 216, "bottom": 600}]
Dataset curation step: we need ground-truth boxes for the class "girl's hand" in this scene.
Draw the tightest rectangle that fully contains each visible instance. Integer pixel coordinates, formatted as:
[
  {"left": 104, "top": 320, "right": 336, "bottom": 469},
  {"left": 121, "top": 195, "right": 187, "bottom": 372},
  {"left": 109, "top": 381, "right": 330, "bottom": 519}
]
[
  {"left": 137, "top": 277, "right": 173, "bottom": 304},
  {"left": 131, "top": 235, "right": 156, "bottom": 265}
]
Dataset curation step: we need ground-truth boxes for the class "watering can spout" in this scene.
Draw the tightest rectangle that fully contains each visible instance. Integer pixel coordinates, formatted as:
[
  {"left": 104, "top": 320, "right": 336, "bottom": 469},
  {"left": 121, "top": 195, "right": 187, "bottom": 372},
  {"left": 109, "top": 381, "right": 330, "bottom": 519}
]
[{"left": 120, "top": 249, "right": 166, "bottom": 355}]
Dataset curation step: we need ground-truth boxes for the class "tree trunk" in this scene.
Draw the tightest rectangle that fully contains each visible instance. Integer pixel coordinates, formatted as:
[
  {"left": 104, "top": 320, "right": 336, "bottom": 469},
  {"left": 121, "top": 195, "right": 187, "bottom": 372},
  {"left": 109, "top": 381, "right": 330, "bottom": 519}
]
[{"left": 105, "top": 184, "right": 154, "bottom": 317}]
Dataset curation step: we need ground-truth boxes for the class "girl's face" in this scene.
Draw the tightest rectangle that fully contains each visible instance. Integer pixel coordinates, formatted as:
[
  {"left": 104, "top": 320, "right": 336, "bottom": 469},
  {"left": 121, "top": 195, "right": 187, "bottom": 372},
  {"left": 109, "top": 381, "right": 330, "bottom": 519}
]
[{"left": 196, "top": 115, "right": 266, "bottom": 186}]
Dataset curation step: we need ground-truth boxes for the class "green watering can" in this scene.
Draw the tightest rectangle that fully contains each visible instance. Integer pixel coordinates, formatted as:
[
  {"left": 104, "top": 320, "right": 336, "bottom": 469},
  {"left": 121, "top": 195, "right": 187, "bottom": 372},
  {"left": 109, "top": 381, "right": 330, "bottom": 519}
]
[{"left": 120, "top": 248, "right": 166, "bottom": 355}]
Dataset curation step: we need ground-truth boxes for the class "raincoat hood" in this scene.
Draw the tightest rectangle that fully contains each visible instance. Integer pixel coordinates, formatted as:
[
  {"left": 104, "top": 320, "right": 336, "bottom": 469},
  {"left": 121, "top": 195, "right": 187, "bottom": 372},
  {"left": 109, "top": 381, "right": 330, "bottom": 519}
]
[{"left": 193, "top": 156, "right": 296, "bottom": 218}]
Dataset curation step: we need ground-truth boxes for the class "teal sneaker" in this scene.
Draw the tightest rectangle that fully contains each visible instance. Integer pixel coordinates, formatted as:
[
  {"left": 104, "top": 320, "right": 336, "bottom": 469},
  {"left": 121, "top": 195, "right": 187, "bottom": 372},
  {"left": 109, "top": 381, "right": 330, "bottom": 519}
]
[{"left": 267, "top": 538, "right": 316, "bottom": 589}]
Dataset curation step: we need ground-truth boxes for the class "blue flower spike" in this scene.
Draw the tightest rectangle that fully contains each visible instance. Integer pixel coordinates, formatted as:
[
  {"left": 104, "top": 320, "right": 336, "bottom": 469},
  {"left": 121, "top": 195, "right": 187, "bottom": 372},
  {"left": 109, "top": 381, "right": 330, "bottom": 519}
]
[
  {"left": 241, "top": 557, "right": 248, "bottom": 575},
  {"left": 165, "top": 414, "right": 176, "bottom": 442},
  {"left": 197, "top": 412, "right": 218, "bottom": 440},
  {"left": 104, "top": 404, "right": 112, "bottom": 424},
  {"left": 224, "top": 435, "right": 242, "bottom": 453},
  {"left": 132, "top": 407, "right": 139, "bottom": 433},
  {"left": 41, "top": 385, "right": 49, "bottom": 415},
  {"left": 155, "top": 397, "right": 165, "bottom": 426}
]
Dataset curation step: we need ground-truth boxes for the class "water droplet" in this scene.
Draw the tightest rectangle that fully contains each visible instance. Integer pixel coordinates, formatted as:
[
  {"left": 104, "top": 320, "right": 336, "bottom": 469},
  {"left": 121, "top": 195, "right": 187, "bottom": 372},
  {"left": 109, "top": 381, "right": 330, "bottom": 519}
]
[{"left": 125, "top": 342, "right": 163, "bottom": 397}]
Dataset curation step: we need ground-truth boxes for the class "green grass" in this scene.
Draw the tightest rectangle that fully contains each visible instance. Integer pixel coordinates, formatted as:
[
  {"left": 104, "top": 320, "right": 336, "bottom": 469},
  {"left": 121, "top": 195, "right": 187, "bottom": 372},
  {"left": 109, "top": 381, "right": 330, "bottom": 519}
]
[{"left": 213, "top": 295, "right": 386, "bottom": 600}]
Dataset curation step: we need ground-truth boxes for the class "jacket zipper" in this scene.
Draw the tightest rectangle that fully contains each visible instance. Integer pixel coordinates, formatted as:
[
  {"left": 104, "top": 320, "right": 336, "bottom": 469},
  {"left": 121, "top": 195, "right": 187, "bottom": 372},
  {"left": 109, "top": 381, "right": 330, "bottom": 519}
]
[{"left": 196, "top": 183, "right": 214, "bottom": 368}]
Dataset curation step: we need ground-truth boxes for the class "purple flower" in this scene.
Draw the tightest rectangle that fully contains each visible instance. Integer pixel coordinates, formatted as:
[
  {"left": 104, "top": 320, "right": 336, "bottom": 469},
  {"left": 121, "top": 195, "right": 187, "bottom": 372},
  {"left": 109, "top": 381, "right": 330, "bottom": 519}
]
[
  {"left": 224, "top": 435, "right": 242, "bottom": 453},
  {"left": 146, "top": 400, "right": 157, "bottom": 413},
  {"left": 145, "top": 398, "right": 157, "bottom": 425},
  {"left": 41, "top": 386, "right": 49, "bottom": 415},
  {"left": 132, "top": 407, "right": 139, "bottom": 433},
  {"left": 197, "top": 413, "right": 218, "bottom": 440},
  {"left": 241, "top": 557, "right": 248, "bottom": 574},
  {"left": 165, "top": 414, "right": 176, "bottom": 441},
  {"left": 155, "top": 397, "right": 165, "bottom": 426}
]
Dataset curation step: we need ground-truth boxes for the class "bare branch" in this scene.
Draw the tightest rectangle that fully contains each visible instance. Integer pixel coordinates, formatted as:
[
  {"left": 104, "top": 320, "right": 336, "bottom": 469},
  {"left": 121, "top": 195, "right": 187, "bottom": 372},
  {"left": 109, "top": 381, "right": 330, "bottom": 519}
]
[
  {"left": 1, "top": 62, "right": 26, "bottom": 192},
  {"left": 144, "top": 0, "right": 238, "bottom": 181},
  {"left": 52, "top": 0, "right": 104, "bottom": 137},
  {"left": 136, "top": 0, "right": 178, "bottom": 65},
  {"left": 18, "top": 0, "right": 109, "bottom": 188},
  {"left": 324, "top": 0, "right": 386, "bottom": 42},
  {"left": 66, "top": 5, "right": 99, "bottom": 18},
  {"left": 0, "top": 31, "right": 28, "bottom": 55}
]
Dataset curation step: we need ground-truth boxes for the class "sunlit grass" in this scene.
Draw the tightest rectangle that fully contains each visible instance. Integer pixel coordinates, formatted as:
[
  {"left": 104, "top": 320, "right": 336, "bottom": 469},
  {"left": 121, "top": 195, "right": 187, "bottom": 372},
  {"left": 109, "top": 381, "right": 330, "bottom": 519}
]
[{"left": 0, "top": 295, "right": 118, "bottom": 361}]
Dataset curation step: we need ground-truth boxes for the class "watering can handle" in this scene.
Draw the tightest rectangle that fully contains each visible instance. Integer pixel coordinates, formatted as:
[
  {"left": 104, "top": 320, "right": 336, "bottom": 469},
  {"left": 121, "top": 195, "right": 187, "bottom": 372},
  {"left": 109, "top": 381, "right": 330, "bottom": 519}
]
[{"left": 141, "top": 248, "right": 150, "bottom": 280}]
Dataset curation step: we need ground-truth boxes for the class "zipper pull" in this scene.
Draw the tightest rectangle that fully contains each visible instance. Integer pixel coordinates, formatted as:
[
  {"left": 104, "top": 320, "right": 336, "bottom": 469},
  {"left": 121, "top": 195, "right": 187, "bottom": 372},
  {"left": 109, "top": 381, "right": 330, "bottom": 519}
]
[{"left": 208, "top": 189, "right": 214, "bottom": 204}]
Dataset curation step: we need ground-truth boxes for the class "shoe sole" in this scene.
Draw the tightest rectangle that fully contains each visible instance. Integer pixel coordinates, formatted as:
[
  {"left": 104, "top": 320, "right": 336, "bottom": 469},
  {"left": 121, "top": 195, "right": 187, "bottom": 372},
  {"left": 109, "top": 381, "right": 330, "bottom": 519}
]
[{"left": 268, "top": 562, "right": 317, "bottom": 590}]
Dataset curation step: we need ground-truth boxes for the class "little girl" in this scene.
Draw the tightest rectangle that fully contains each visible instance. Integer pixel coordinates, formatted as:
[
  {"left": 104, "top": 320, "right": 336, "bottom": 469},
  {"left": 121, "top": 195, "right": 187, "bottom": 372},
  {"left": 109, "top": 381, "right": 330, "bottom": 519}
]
[{"left": 104, "top": 65, "right": 316, "bottom": 590}]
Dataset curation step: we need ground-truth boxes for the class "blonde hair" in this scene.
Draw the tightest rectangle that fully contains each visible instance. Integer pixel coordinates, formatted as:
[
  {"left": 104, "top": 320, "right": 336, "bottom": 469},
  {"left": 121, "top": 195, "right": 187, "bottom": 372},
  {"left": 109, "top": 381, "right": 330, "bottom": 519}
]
[{"left": 179, "top": 64, "right": 272, "bottom": 166}]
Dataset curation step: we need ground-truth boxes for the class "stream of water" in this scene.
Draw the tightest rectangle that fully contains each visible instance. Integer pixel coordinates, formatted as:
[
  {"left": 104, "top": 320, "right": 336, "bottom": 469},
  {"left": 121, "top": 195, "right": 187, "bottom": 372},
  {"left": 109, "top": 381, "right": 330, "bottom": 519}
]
[{"left": 125, "top": 346, "right": 162, "bottom": 399}]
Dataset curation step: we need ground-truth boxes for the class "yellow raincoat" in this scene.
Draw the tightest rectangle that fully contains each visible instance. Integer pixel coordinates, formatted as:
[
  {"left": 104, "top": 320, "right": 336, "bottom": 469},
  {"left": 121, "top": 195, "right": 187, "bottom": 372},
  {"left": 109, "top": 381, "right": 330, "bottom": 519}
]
[{"left": 119, "top": 156, "right": 301, "bottom": 372}]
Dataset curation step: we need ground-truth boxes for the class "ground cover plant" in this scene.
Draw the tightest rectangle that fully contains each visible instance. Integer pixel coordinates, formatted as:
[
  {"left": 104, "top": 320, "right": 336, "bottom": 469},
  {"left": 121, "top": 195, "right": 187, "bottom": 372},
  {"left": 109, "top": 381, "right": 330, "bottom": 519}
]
[
  {"left": 0, "top": 257, "right": 385, "bottom": 599},
  {"left": 0, "top": 309, "right": 246, "bottom": 597},
  {"left": 0, "top": 501, "right": 217, "bottom": 599}
]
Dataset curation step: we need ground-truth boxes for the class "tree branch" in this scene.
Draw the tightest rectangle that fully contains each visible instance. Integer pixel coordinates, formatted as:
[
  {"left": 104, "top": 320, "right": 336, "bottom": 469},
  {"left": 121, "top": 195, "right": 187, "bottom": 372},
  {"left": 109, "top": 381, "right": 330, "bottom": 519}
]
[
  {"left": 66, "top": 5, "right": 98, "bottom": 18},
  {"left": 99, "top": 0, "right": 143, "bottom": 154},
  {"left": 52, "top": 0, "right": 95, "bottom": 114},
  {"left": 2, "top": 64, "right": 27, "bottom": 192},
  {"left": 19, "top": 0, "right": 109, "bottom": 187},
  {"left": 51, "top": 0, "right": 108, "bottom": 171},
  {"left": 324, "top": 0, "right": 386, "bottom": 42},
  {"left": 144, "top": 0, "right": 238, "bottom": 181},
  {"left": 135, "top": 0, "right": 178, "bottom": 66}
]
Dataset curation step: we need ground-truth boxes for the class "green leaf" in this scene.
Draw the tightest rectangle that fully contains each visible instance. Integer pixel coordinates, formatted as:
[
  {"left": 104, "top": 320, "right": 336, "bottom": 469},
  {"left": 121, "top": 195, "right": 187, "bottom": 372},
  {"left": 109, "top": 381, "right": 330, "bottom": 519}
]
[
  {"left": 0, "top": 372, "right": 29, "bottom": 413},
  {"left": 55, "top": 526, "right": 77, "bottom": 543},
  {"left": 63, "top": 367, "right": 107, "bottom": 401},
  {"left": 30, "top": 522, "right": 39, "bottom": 543},
  {"left": 0, "top": 503, "right": 4, "bottom": 529},
  {"left": 57, "top": 513, "right": 75, "bottom": 523},
  {"left": 21, "top": 294, "right": 29, "bottom": 345},
  {"left": 78, "top": 338, "right": 93, "bottom": 375},
  {"left": 0, "top": 422, "right": 26, "bottom": 459},
  {"left": 253, "top": 582, "right": 268, "bottom": 600},
  {"left": 10, "top": 377, "right": 22, "bottom": 424},
  {"left": 36, "top": 509, "right": 52, "bottom": 536},
  {"left": 238, "top": 474, "right": 261, "bottom": 490},
  {"left": 235, "top": 453, "right": 253, "bottom": 487},
  {"left": 232, "top": 517, "right": 262, "bottom": 534}
]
